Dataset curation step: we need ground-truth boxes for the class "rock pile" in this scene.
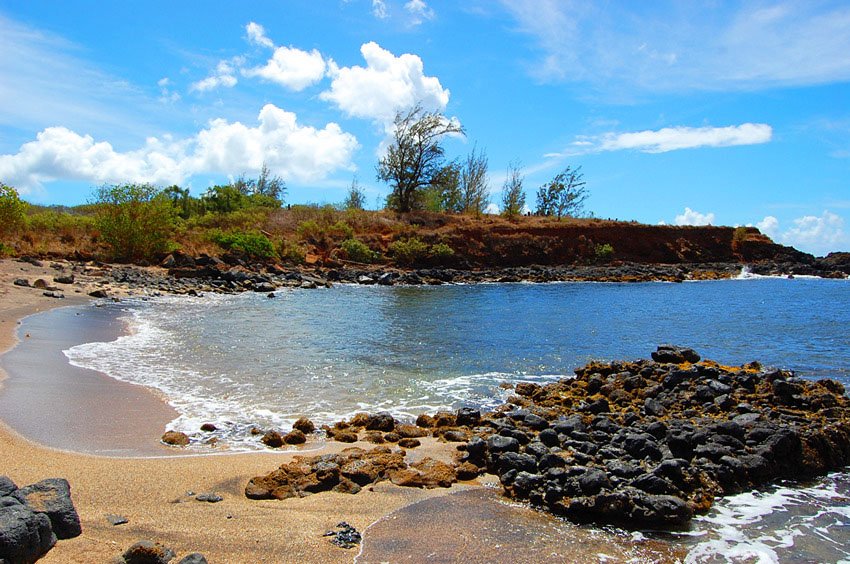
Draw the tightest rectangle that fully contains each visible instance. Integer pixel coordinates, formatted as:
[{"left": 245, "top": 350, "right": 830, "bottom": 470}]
[
  {"left": 454, "top": 346, "right": 850, "bottom": 527},
  {"left": 244, "top": 347, "right": 850, "bottom": 530},
  {"left": 0, "top": 477, "right": 81, "bottom": 563},
  {"left": 245, "top": 446, "right": 457, "bottom": 500}
]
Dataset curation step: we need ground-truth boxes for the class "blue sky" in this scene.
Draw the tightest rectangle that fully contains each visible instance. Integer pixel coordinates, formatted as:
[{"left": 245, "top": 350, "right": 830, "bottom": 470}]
[{"left": 1, "top": 1, "right": 848, "bottom": 255}]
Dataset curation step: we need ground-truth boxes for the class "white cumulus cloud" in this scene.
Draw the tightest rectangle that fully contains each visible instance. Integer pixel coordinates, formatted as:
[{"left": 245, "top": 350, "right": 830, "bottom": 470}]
[
  {"left": 0, "top": 104, "right": 359, "bottom": 194},
  {"left": 243, "top": 46, "right": 326, "bottom": 91},
  {"left": 754, "top": 212, "right": 848, "bottom": 255},
  {"left": 320, "top": 41, "right": 450, "bottom": 124},
  {"left": 675, "top": 207, "right": 715, "bottom": 226},
  {"left": 555, "top": 124, "right": 772, "bottom": 157},
  {"left": 756, "top": 215, "right": 780, "bottom": 239}
]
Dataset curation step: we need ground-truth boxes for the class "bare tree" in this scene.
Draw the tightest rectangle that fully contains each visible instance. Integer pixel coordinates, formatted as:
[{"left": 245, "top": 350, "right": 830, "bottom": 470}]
[
  {"left": 500, "top": 162, "right": 526, "bottom": 219},
  {"left": 377, "top": 104, "right": 464, "bottom": 213}
]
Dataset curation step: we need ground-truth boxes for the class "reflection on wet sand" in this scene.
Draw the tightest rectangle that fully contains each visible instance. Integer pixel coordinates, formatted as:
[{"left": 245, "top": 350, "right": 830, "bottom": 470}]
[{"left": 358, "top": 486, "right": 684, "bottom": 563}]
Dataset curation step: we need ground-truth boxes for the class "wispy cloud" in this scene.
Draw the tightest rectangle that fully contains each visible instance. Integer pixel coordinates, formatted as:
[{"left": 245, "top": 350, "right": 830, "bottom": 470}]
[
  {"left": 0, "top": 14, "right": 166, "bottom": 146},
  {"left": 190, "top": 57, "right": 242, "bottom": 92},
  {"left": 405, "top": 0, "right": 435, "bottom": 26},
  {"left": 372, "top": 0, "right": 389, "bottom": 20},
  {"left": 499, "top": 1, "right": 850, "bottom": 91},
  {"left": 548, "top": 123, "right": 772, "bottom": 157}
]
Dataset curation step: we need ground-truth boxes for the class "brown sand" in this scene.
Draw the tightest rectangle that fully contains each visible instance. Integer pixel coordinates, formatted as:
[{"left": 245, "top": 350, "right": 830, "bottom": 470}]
[{"left": 0, "top": 259, "right": 477, "bottom": 563}]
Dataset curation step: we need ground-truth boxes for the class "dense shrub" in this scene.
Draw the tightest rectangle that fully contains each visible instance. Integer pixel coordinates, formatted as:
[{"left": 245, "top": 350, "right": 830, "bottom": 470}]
[
  {"left": 389, "top": 237, "right": 430, "bottom": 266},
  {"left": 429, "top": 242, "right": 455, "bottom": 261},
  {"left": 92, "top": 183, "right": 176, "bottom": 262},
  {"left": 187, "top": 207, "right": 271, "bottom": 231},
  {"left": 0, "top": 184, "right": 27, "bottom": 241},
  {"left": 211, "top": 230, "right": 277, "bottom": 260},
  {"left": 594, "top": 243, "right": 615, "bottom": 263},
  {"left": 340, "top": 238, "right": 380, "bottom": 263}
]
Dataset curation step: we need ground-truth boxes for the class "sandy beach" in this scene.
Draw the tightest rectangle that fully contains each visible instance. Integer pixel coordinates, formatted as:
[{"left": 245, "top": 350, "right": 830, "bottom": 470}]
[{"left": 0, "top": 259, "right": 477, "bottom": 563}]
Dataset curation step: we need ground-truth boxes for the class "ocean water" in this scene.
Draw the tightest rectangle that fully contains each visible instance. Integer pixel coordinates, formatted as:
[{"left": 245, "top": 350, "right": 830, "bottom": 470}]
[{"left": 60, "top": 276, "right": 850, "bottom": 562}]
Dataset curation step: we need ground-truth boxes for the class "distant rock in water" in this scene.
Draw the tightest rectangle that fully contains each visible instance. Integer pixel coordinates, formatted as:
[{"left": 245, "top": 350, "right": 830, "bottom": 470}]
[{"left": 161, "top": 430, "right": 190, "bottom": 447}]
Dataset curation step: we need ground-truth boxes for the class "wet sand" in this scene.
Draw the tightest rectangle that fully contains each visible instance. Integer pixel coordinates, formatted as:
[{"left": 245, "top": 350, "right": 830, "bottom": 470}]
[{"left": 0, "top": 302, "right": 179, "bottom": 456}]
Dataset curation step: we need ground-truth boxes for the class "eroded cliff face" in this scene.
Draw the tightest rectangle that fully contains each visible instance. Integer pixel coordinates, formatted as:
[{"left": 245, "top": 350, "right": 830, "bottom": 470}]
[{"left": 436, "top": 223, "right": 810, "bottom": 268}]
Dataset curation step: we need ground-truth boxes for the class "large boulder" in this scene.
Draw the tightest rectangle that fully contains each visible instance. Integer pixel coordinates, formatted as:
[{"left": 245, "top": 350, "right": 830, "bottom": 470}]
[
  {"left": 0, "top": 504, "right": 56, "bottom": 564},
  {"left": 12, "top": 478, "right": 82, "bottom": 539}
]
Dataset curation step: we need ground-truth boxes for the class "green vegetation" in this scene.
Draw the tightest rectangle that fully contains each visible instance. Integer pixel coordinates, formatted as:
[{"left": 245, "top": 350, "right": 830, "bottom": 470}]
[
  {"left": 388, "top": 237, "right": 455, "bottom": 266},
  {"left": 388, "top": 237, "right": 430, "bottom": 265},
  {"left": 378, "top": 104, "right": 465, "bottom": 213},
  {"left": 500, "top": 162, "right": 526, "bottom": 219},
  {"left": 339, "top": 238, "right": 380, "bottom": 263},
  {"left": 342, "top": 177, "right": 367, "bottom": 211},
  {"left": 429, "top": 242, "right": 455, "bottom": 262},
  {"left": 0, "top": 131, "right": 607, "bottom": 269},
  {"left": 0, "top": 184, "right": 27, "bottom": 241},
  {"left": 594, "top": 243, "right": 615, "bottom": 263},
  {"left": 211, "top": 230, "right": 276, "bottom": 260},
  {"left": 297, "top": 219, "right": 354, "bottom": 261},
  {"left": 92, "top": 183, "right": 176, "bottom": 262},
  {"left": 535, "top": 165, "right": 588, "bottom": 219}
]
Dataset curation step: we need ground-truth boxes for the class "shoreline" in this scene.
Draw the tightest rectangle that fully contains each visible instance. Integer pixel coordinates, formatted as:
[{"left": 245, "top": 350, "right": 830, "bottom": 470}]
[{"left": 0, "top": 260, "right": 499, "bottom": 562}]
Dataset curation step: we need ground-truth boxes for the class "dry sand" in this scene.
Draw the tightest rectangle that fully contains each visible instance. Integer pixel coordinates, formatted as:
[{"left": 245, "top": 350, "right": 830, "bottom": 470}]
[{"left": 0, "top": 258, "right": 476, "bottom": 563}]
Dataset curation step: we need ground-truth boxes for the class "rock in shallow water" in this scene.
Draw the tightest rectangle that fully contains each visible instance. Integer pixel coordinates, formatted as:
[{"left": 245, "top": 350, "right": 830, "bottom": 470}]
[{"left": 455, "top": 346, "right": 850, "bottom": 529}]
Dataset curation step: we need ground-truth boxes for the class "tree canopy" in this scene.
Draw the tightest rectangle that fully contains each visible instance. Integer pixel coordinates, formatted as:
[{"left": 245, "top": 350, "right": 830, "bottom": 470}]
[
  {"left": 377, "top": 104, "right": 464, "bottom": 213},
  {"left": 535, "top": 166, "right": 588, "bottom": 219}
]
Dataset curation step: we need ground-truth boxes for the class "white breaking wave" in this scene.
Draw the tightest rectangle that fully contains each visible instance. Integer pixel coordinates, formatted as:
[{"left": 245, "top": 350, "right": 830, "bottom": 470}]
[{"left": 684, "top": 474, "right": 850, "bottom": 563}]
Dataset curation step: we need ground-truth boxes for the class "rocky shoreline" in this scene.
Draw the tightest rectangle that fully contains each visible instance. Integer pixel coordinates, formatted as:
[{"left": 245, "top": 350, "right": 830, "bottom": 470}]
[
  {"left": 240, "top": 346, "right": 850, "bottom": 530},
  {"left": 6, "top": 251, "right": 849, "bottom": 302}
]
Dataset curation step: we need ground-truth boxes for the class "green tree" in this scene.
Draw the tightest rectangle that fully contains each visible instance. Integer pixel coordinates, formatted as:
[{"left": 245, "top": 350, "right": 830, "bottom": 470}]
[
  {"left": 500, "top": 162, "right": 526, "bottom": 219},
  {"left": 343, "top": 177, "right": 367, "bottom": 210},
  {"left": 229, "top": 163, "right": 285, "bottom": 208},
  {"left": 255, "top": 163, "right": 286, "bottom": 203},
  {"left": 163, "top": 185, "right": 192, "bottom": 219},
  {"left": 201, "top": 185, "right": 247, "bottom": 214},
  {"left": 378, "top": 104, "right": 465, "bottom": 213},
  {"left": 0, "top": 183, "right": 27, "bottom": 240},
  {"left": 92, "top": 183, "right": 176, "bottom": 262},
  {"left": 426, "top": 161, "right": 461, "bottom": 212},
  {"left": 535, "top": 165, "right": 588, "bottom": 219},
  {"left": 459, "top": 145, "right": 489, "bottom": 216}
]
